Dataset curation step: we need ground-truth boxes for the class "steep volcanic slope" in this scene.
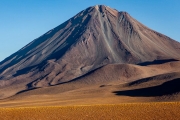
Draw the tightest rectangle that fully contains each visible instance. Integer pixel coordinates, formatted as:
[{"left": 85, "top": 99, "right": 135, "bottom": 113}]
[{"left": 0, "top": 5, "right": 180, "bottom": 99}]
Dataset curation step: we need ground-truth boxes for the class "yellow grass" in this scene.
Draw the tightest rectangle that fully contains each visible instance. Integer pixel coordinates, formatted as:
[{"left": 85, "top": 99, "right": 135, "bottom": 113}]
[{"left": 0, "top": 102, "right": 180, "bottom": 120}]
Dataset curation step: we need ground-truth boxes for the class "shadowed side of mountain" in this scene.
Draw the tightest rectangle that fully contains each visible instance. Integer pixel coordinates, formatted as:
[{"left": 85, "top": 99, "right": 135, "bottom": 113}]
[
  {"left": 113, "top": 78, "right": 180, "bottom": 97},
  {"left": 113, "top": 68, "right": 180, "bottom": 98},
  {"left": 137, "top": 59, "right": 179, "bottom": 66},
  {"left": 126, "top": 72, "right": 180, "bottom": 87}
]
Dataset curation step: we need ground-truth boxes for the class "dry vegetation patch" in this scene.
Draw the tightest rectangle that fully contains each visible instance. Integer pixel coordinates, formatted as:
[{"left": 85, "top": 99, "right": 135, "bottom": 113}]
[{"left": 0, "top": 102, "right": 180, "bottom": 120}]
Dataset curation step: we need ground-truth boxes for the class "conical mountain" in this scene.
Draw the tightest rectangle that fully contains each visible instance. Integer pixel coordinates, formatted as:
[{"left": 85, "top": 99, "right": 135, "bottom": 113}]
[{"left": 0, "top": 5, "right": 180, "bottom": 99}]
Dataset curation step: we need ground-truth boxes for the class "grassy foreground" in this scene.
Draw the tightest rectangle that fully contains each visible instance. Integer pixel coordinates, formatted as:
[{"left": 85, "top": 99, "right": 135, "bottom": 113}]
[{"left": 0, "top": 102, "right": 180, "bottom": 120}]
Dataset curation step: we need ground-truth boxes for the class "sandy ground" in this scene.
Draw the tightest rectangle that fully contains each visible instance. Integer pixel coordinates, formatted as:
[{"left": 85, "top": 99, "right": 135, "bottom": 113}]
[{"left": 0, "top": 102, "right": 180, "bottom": 120}]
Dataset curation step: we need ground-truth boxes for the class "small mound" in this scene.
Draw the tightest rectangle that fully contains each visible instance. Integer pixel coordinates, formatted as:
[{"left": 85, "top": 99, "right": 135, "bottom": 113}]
[{"left": 70, "top": 63, "right": 144, "bottom": 84}]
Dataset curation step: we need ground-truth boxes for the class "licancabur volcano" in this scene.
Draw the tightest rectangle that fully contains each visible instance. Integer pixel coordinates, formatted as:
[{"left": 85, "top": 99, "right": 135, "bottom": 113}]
[{"left": 0, "top": 5, "right": 180, "bottom": 100}]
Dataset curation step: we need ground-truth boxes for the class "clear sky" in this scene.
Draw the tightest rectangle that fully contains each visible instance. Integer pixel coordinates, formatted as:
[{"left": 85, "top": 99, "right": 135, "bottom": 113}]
[{"left": 0, "top": 0, "right": 180, "bottom": 61}]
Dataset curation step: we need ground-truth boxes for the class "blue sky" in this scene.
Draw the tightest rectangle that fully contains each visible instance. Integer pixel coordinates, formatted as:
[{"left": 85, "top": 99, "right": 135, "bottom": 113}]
[{"left": 0, "top": 0, "right": 180, "bottom": 61}]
